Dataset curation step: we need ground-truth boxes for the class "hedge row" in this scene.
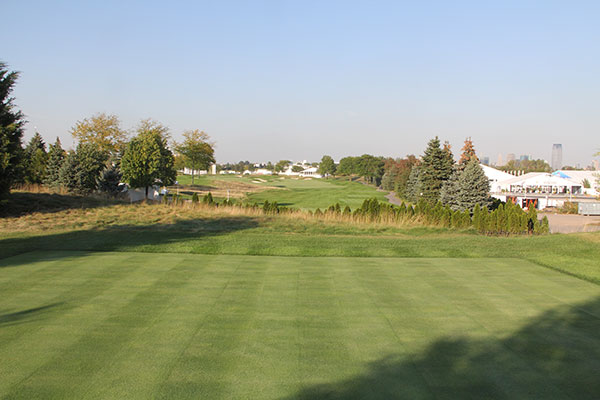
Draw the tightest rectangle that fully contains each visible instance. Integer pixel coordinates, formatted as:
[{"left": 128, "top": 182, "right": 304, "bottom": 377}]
[{"left": 166, "top": 194, "right": 549, "bottom": 235}]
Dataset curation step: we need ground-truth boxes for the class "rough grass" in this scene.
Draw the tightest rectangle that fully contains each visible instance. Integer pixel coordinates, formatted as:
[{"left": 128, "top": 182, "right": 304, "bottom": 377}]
[{"left": 0, "top": 252, "right": 598, "bottom": 399}]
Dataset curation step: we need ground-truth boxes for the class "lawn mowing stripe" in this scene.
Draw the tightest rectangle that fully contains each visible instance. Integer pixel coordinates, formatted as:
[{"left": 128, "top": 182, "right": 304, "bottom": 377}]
[
  {"left": 0, "top": 253, "right": 181, "bottom": 396},
  {"left": 16, "top": 255, "right": 198, "bottom": 399},
  {"left": 219, "top": 257, "right": 302, "bottom": 399},
  {"left": 152, "top": 257, "right": 267, "bottom": 399},
  {"left": 422, "top": 259, "right": 571, "bottom": 398},
  {"left": 326, "top": 258, "right": 436, "bottom": 399},
  {"left": 355, "top": 258, "right": 567, "bottom": 398},
  {"left": 0, "top": 252, "right": 140, "bottom": 346},
  {"left": 1, "top": 252, "right": 599, "bottom": 399},
  {"left": 0, "top": 251, "right": 100, "bottom": 297},
  {"left": 294, "top": 258, "right": 353, "bottom": 389},
  {"left": 351, "top": 258, "right": 441, "bottom": 398},
  {"left": 80, "top": 255, "right": 236, "bottom": 399}
]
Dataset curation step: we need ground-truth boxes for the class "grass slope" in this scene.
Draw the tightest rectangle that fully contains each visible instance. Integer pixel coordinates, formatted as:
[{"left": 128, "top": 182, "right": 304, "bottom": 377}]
[
  {"left": 1, "top": 251, "right": 599, "bottom": 399},
  {"left": 2, "top": 202, "right": 600, "bottom": 284}
]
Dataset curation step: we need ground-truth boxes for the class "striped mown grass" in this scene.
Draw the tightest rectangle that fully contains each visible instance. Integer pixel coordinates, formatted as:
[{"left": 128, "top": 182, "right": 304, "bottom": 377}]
[{"left": 1, "top": 252, "right": 600, "bottom": 399}]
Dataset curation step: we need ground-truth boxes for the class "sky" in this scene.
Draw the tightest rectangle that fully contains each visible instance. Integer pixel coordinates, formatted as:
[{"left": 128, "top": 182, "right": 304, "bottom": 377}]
[{"left": 3, "top": 0, "right": 600, "bottom": 166}]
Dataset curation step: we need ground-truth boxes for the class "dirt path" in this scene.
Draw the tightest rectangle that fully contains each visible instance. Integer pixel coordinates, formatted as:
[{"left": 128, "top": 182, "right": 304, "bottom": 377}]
[
  {"left": 540, "top": 213, "right": 600, "bottom": 234},
  {"left": 384, "top": 191, "right": 403, "bottom": 206}
]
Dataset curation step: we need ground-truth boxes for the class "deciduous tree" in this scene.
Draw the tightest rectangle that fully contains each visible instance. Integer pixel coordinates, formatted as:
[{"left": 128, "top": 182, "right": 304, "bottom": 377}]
[
  {"left": 70, "top": 113, "right": 128, "bottom": 155},
  {"left": 174, "top": 129, "right": 215, "bottom": 184},
  {"left": 121, "top": 120, "right": 176, "bottom": 198},
  {"left": 318, "top": 155, "right": 336, "bottom": 176}
]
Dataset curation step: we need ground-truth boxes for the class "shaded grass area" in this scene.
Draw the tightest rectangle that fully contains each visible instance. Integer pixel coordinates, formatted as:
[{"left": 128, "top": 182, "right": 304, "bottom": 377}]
[
  {"left": 0, "top": 191, "right": 123, "bottom": 218},
  {"left": 1, "top": 201, "right": 600, "bottom": 283},
  {"left": 0, "top": 252, "right": 599, "bottom": 399}
]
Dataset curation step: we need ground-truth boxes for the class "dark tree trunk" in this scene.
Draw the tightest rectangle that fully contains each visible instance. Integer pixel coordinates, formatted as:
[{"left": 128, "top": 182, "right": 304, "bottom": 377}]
[{"left": 145, "top": 186, "right": 149, "bottom": 199}]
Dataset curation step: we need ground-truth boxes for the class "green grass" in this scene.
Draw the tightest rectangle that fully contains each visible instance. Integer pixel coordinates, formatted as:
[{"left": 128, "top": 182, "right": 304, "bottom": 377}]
[
  {"left": 1, "top": 251, "right": 599, "bottom": 399},
  {"left": 174, "top": 174, "right": 388, "bottom": 210}
]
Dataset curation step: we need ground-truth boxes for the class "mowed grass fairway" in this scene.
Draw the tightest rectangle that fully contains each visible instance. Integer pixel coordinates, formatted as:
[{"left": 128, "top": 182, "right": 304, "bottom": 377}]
[
  {"left": 1, "top": 251, "right": 599, "bottom": 399},
  {"left": 174, "top": 174, "right": 389, "bottom": 210}
]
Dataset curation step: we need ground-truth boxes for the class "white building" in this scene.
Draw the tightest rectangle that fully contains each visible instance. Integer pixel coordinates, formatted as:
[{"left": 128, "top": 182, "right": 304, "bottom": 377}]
[
  {"left": 480, "top": 164, "right": 514, "bottom": 193},
  {"left": 299, "top": 167, "right": 322, "bottom": 178},
  {"left": 552, "top": 170, "right": 600, "bottom": 196},
  {"left": 181, "top": 164, "right": 217, "bottom": 176},
  {"left": 482, "top": 165, "right": 597, "bottom": 209}
]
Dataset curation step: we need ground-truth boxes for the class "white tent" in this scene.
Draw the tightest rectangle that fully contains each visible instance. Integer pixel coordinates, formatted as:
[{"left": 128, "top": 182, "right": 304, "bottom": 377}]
[
  {"left": 481, "top": 165, "right": 515, "bottom": 193},
  {"left": 498, "top": 173, "right": 582, "bottom": 194}
]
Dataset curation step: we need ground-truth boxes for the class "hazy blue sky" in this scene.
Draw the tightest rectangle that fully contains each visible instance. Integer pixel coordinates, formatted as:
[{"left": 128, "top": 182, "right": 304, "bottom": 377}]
[{"left": 3, "top": 0, "right": 599, "bottom": 166}]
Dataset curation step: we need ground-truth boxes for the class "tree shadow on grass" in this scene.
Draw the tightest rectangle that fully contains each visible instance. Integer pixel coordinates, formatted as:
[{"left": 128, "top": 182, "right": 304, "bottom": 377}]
[
  {"left": 0, "top": 215, "right": 260, "bottom": 267},
  {"left": 287, "top": 296, "right": 600, "bottom": 400},
  {"left": 0, "top": 303, "right": 65, "bottom": 327},
  {"left": 0, "top": 192, "right": 124, "bottom": 218}
]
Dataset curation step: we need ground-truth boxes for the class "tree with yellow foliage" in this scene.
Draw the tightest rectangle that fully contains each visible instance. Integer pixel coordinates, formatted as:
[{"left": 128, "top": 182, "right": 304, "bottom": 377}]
[{"left": 70, "top": 113, "right": 128, "bottom": 155}]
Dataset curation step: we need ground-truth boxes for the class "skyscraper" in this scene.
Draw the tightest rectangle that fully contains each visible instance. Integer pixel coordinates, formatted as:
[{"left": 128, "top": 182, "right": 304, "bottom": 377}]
[{"left": 551, "top": 144, "right": 563, "bottom": 170}]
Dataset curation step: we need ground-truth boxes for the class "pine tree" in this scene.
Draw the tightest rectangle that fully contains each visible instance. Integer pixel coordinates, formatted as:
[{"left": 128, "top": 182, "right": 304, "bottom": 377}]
[
  {"left": 454, "top": 159, "right": 490, "bottom": 212},
  {"left": 98, "top": 164, "right": 123, "bottom": 197},
  {"left": 21, "top": 132, "right": 47, "bottom": 184},
  {"left": 420, "top": 137, "right": 454, "bottom": 204},
  {"left": 57, "top": 143, "right": 107, "bottom": 194},
  {"left": 44, "top": 137, "right": 66, "bottom": 187},
  {"left": 458, "top": 137, "right": 479, "bottom": 167},
  {"left": 405, "top": 165, "right": 423, "bottom": 203},
  {"left": 440, "top": 166, "right": 461, "bottom": 210},
  {"left": 0, "top": 62, "right": 26, "bottom": 197},
  {"left": 57, "top": 151, "right": 80, "bottom": 193}
]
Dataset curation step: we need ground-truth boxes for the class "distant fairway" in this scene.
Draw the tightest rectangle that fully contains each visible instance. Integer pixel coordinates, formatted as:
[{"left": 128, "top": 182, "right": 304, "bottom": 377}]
[
  {"left": 174, "top": 174, "right": 389, "bottom": 210},
  {"left": 1, "top": 251, "right": 599, "bottom": 399}
]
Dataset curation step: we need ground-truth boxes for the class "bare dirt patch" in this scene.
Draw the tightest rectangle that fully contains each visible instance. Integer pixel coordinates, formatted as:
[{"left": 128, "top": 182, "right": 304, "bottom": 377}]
[{"left": 169, "top": 179, "right": 280, "bottom": 199}]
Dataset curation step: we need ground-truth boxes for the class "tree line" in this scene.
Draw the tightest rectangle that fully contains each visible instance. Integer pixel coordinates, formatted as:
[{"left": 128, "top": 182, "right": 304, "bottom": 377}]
[
  {"left": 318, "top": 137, "right": 496, "bottom": 214},
  {"left": 0, "top": 62, "right": 215, "bottom": 199}
]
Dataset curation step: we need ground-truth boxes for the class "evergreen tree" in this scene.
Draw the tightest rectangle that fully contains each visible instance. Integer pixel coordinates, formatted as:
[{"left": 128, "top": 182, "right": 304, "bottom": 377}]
[
  {"left": 458, "top": 137, "right": 479, "bottom": 167},
  {"left": 57, "top": 143, "right": 108, "bottom": 194},
  {"left": 22, "top": 132, "right": 48, "bottom": 184},
  {"left": 454, "top": 159, "right": 490, "bottom": 211},
  {"left": 57, "top": 151, "right": 80, "bottom": 193},
  {"left": 44, "top": 137, "right": 66, "bottom": 187},
  {"left": 0, "top": 62, "right": 25, "bottom": 197},
  {"left": 405, "top": 165, "right": 423, "bottom": 202},
  {"left": 420, "top": 137, "right": 454, "bottom": 203},
  {"left": 98, "top": 164, "right": 123, "bottom": 197},
  {"left": 440, "top": 166, "right": 461, "bottom": 210}
]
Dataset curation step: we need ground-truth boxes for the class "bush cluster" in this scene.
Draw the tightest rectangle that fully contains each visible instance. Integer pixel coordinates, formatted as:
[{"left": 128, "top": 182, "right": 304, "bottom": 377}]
[{"left": 172, "top": 192, "right": 549, "bottom": 236}]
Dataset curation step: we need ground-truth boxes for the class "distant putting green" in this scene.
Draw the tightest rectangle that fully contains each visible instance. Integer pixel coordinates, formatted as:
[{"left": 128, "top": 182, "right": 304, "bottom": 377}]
[{"left": 1, "top": 251, "right": 599, "bottom": 399}]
